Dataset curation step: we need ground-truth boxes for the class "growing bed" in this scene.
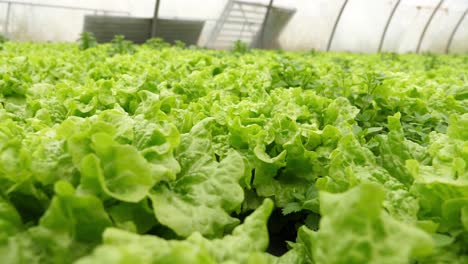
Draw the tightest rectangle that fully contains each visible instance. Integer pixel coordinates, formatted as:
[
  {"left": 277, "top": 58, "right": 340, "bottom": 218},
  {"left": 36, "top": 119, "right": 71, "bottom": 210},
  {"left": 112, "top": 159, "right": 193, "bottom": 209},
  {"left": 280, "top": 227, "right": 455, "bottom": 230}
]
[{"left": 0, "top": 41, "right": 467, "bottom": 263}]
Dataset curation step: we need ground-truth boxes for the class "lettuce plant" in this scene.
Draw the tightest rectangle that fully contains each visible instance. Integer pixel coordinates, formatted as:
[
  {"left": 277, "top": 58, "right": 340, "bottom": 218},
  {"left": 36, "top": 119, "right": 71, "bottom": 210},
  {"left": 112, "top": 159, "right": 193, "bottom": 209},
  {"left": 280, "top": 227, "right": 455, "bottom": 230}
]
[{"left": 0, "top": 42, "right": 466, "bottom": 263}]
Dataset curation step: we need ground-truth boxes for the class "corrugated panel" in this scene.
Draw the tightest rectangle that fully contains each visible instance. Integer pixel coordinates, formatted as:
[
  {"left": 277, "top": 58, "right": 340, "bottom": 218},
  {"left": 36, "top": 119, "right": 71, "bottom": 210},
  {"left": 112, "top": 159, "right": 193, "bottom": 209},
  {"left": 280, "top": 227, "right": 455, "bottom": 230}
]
[
  {"left": 156, "top": 19, "right": 205, "bottom": 44},
  {"left": 257, "top": 7, "right": 296, "bottom": 49},
  {"left": 83, "top": 15, "right": 151, "bottom": 44},
  {"left": 83, "top": 16, "right": 205, "bottom": 45}
]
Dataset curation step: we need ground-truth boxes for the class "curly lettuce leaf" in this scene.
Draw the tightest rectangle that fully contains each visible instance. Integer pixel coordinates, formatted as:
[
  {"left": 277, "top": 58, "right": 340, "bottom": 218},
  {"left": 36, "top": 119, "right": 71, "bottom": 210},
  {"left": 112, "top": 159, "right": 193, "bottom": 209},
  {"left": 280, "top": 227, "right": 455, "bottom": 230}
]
[
  {"left": 0, "top": 197, "right": 22, "bottom": 244},
  {"left": 79, "top": 133, "right": 158, "bottom": 202},
  {"left": 0, "top": 181, "right": 112, "bottom": 264},
  {"left": 317, "top": 134, "right": 420, "bottom": 221},
  {"left": 301, "top": 183, "right": 434, "bottom": 264},
  {"left": 150, "top": 118, "right": 245, "bottom": 237},
  {"left": 76, "top": 199, "right": 273, "bottom": 264}
]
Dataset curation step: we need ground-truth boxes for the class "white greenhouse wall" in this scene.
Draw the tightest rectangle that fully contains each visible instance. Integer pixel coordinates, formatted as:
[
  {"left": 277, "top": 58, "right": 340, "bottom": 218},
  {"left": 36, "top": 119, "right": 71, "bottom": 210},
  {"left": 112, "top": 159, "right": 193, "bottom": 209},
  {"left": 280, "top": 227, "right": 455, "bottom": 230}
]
[{"left": 0, "top": 0, "right": 466, "bottom": 53}]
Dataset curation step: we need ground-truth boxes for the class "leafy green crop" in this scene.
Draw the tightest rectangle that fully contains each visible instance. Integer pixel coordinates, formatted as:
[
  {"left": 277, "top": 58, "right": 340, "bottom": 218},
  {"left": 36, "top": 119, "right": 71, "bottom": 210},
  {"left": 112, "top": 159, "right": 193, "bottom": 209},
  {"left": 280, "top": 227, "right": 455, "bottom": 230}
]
[
  {"left": 78, "top": 32, "right": 97, "bottom": 50},
  {"left": 232, "top": 40, "right": 250, "bottom": 54},
  {"left": 0, "top": 41, "right": 467, "bottom": 264},
  {"left": 109, "top": 35, "right": 135, "bottom": 55}
]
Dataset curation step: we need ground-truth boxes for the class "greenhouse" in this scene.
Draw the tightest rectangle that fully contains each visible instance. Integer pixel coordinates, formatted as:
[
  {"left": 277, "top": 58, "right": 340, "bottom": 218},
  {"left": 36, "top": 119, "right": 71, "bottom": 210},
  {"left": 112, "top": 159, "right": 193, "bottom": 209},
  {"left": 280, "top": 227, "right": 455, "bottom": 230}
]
[{"left": 0, "top": 0, "right": 467, "bottom": 263}]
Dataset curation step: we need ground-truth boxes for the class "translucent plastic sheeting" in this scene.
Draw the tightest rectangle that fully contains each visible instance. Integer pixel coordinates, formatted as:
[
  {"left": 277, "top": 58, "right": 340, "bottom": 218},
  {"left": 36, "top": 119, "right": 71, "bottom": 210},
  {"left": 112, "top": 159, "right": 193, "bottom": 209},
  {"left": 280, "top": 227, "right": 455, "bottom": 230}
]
[
  {"left": 0, "top": 0, "right": 130, "bottom": 42},
  {"left": 450, "top": 10, "right": 468, "bottom": 53},
  {"left": 151, "top": 0, "right": 229, "bottom": 46},
  {"left": 331, "top": 0, "right": 394, "bottom": 52},
  {"left": 382, "top": 0, "right": 467, "bottom": 53},
  {"left": 151, "top": 0, "right": 227, "bottom": 19},
  {"left": 272, "top": 0, "right": 467, "bottom": 53},
  {"left": 382, "top": 0, "right": 440, "bottom": 53},
  {"left": 0, "top": 0, "right": 466, "bottom": 53},
  {"left": 1, "top": 3, "right": 86, "bottom": 42},
  {"left": 156, "top": 0, "right": 272, "bottom": 47},
  {"left": 418, "top": 0, "right": 468, "bottom": 53},
  {"left": 271, "top": 0, "right": 342, "bottom": 51},
  {"left": 0, "top": 4, "right": 8, "bottom": 33}
]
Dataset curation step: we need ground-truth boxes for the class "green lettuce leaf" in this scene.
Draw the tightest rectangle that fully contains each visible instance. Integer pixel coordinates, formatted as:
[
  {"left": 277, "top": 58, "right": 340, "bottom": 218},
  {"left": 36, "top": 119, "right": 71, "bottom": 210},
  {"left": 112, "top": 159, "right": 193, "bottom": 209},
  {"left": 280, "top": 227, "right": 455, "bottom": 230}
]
[
  {"left": 79, "top": 133, "right": 159, "bottom": 202},
  {"left": 317, "top": 134, "right": 419, "bottom": 221},
  {"left": 150, "top": 118, "right": 245, "bottom": 237},
  {"left": 76, "top": 199, "right": 273, "bottom": 264},
  {"left": 0, "top": 181, "right": 112, "bottom": 264},
  {"left": 302, "top": 183, "right": 434, "bottom": 264}
]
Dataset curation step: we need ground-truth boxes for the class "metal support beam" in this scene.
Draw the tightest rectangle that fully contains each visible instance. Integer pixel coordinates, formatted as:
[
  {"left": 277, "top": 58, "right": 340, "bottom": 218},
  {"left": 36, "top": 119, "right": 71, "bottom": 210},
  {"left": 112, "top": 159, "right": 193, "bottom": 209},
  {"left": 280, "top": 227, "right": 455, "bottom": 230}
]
[
  {"left": 151, "top": 0, "right": 161, "bottom": 38},
  {"left": 239, "top": 21, "right": 246, "bottom": 40},
  {"left": 327, "top": 0, "right": 349, "bottom": 51},
  {"left": 238, "top": 3, "right": 258, "bottom": 36},
  {"left": 4, "top": 2, "right": 11, "bottom": 35},
  {"left": 378, "top": 0, "right": 401, "bottom": 52},
  {"left": 206, "top": 0, "right": 234, "bottom": 48},
  {"left": 445, "top": 7, "right": 467, "bottom": 54},
  {"left": 416, "top": 0, "right": 444, "bottom": 53},
  {"left": 259, "top": 0, "right": 274, "bottom": 48}
]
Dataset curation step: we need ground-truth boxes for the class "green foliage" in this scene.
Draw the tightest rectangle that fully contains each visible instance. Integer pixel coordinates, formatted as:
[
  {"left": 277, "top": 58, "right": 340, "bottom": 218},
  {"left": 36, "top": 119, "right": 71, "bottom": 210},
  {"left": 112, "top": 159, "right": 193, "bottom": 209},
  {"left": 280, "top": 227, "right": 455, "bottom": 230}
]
[
  {"left": 173, "top": 40, "right": 186, "bottom": 48},
  {"left": 422, "top": 52, "right": 442, "bottom": 70},
  {"left": 0, "top": 34, "right": 8, "bottom": 50},
  {"left": 232, "top": 40, "right": 250, "bottom": 54},
  {"left": 78, "top": 32, "right": 97, "bottom": 50},
  {"left": 298, "top": 183, "right": 434, "bottom": 264},
  {"left": 0, "top": 42, "right": 466, "bottom": 263},
  {"left": 77, "top": 199, "right": 273, "bottom": 264},
  {"left": 269, "top": 58, "right": 319, "bottom": 89},
  {"left": 109, "top": 34, "right": 135, "bottom": 55},
  {"left": 144, "top": 37, "right": 170, "bottom": 49}
]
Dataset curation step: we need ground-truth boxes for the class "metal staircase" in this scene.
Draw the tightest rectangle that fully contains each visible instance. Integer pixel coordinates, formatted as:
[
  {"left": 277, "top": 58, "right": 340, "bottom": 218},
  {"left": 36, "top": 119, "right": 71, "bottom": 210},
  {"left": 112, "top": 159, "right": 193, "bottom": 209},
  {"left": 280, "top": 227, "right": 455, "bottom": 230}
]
[{"left": 207, "top": 0, "right": 269, "bottom": 49}]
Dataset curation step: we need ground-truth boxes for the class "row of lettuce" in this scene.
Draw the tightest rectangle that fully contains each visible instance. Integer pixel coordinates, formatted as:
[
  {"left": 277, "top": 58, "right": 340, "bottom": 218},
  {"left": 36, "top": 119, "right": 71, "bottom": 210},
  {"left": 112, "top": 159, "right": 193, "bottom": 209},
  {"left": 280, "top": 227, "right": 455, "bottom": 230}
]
[{"left": 0, "top": 41, "right": 467, "bottom": 263}]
